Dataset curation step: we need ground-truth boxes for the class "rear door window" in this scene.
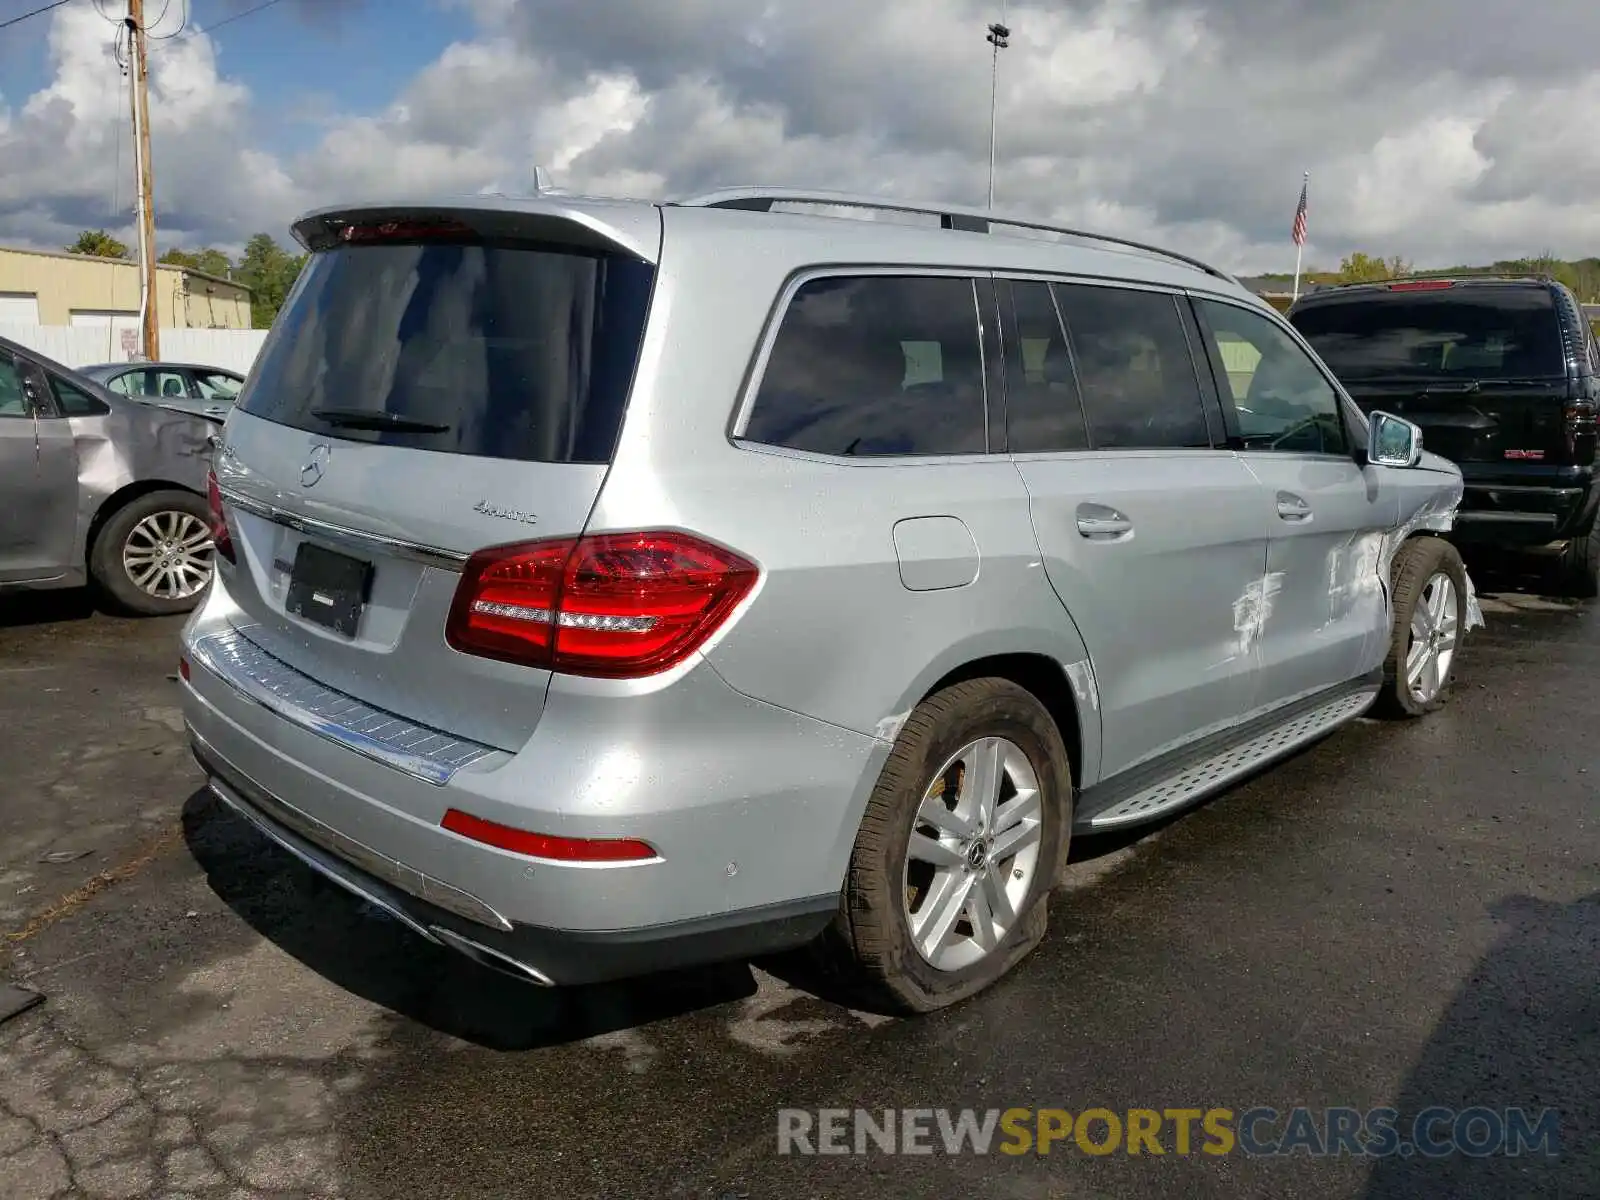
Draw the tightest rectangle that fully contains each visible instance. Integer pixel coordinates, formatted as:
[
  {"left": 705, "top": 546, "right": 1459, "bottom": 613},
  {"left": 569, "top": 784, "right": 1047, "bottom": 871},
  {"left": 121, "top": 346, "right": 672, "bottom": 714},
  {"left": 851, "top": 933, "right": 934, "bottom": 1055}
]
[
  {"left": 49, "top": 374, "right": 110, "bottom": 417},
  {"left": 743, "top": 275, "right": 987, "bottom": 456},
  {"left": 1290, "top": 288, "right": 1566, "bottom": 381},
  {"left": 1002, "top": 280, "right": 1090, "bottom": 453},
  {"left": 0, "top": 355, "right": 27, "bottom": 418},
  {"left": 1051, "top": 283, "right": 1213, "bottom": 449},
  {"left": 237, "top": 241, "right": 656, "bottom": 465}
]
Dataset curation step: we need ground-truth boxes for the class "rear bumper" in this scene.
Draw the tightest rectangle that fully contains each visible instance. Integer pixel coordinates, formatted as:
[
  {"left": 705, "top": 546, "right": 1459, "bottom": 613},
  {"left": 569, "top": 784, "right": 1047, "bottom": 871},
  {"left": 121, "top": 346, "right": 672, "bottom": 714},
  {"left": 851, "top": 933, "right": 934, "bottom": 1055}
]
[
  {"left": 196, "top": 747, "right": 834, "bottom": 986},
  {"left": 177, "top": 581, "right": 883, "bottom": 985},
  {"left": 1451, "top": 473, "right": 1597, "bottom": 546}
]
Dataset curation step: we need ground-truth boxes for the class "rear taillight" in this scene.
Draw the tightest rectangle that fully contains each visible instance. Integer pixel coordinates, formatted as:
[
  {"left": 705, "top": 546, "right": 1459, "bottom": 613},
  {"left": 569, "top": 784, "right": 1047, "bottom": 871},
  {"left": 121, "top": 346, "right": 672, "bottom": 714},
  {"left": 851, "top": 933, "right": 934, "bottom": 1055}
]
[
  {"left": 206, "top": 470, "right": 235, "bottom": 564},
  {"left": 441, "top": 808, "right": 657, "bottom": 862},
  {"left": 445, "top": 531, "right": 759, "bottom": 678},
  {"left": 1386, "top": 280, "right": 1456, "bottom": 291},
  {"left": 1563, "top": 393, "right": 1596, "bottom": 464}
]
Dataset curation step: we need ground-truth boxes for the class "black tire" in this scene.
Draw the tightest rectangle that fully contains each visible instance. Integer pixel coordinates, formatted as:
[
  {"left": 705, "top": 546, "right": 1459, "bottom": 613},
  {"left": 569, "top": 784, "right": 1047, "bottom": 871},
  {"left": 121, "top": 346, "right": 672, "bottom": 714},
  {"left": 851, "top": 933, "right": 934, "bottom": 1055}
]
[
  {"left": 1557, "top": 516, "right": 1600, "bottom": 599},
  {"left": 1373, "top": 536, "right": 1469, "bottom": 719},
  {"left": 90, "top": 489, "right": 215, "bottom": 617},
  {"left": 819, "top": 677, "right": 1072, "bottom": 1014}
]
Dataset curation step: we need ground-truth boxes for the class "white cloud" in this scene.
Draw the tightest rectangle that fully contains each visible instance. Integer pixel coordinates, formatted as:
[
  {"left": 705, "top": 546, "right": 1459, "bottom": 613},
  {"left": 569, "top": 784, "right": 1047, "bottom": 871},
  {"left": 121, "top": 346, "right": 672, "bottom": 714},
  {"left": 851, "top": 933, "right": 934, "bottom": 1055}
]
[{"left": 1, "top": 0, "right": 1598, "bottom": 277}]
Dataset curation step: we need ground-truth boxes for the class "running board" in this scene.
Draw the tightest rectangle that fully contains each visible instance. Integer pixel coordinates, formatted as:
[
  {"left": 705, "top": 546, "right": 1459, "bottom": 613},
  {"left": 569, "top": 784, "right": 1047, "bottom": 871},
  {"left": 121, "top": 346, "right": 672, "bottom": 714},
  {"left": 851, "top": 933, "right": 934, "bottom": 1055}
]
[{"left": 1075, "top": 681, "right": 1379, "bottom": 832}]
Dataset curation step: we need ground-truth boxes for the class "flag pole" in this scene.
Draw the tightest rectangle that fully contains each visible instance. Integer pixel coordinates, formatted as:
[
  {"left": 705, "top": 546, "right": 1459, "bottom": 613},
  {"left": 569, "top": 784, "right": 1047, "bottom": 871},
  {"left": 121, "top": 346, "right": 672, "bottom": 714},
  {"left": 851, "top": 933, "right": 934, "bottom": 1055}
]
[{"left": 1292, "top": 170, "right": 1309, "bottom": 303}]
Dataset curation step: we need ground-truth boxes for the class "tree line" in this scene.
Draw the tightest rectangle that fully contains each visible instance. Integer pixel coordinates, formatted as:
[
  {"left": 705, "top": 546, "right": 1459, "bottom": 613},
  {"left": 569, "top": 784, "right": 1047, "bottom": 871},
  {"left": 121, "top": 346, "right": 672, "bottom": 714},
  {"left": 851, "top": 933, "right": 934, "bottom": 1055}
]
[
  {"left": 64, "top": 229, "right": 306, "bottom": 330},
  {"left": 1257, "top": 252, "right": 1600, "bottom": 303}
]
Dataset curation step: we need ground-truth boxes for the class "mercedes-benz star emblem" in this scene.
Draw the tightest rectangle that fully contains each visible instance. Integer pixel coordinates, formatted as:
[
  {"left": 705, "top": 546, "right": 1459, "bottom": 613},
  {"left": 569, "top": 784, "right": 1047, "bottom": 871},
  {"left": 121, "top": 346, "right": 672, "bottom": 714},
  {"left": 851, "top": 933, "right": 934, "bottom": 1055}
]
[{"left": 300, "top": 443, "right": 331, "bottom": 488}]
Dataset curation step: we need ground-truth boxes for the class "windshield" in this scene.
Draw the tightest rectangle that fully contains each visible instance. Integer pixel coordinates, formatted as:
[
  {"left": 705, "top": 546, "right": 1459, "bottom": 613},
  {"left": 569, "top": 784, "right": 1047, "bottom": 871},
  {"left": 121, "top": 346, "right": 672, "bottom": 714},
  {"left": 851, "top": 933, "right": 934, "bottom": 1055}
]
[
  {"left": 1291, "top": 288, "right": 1565, "bottom": 381},
  {"left": 237, "top": 239, "right": 655, "bottom": 464}
]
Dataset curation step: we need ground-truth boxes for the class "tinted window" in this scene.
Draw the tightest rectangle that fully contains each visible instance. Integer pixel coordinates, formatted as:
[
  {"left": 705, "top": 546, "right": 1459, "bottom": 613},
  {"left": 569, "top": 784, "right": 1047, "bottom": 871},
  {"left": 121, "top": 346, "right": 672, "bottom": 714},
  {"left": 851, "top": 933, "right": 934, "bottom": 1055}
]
[
  {"left": 1290, "top": 289, "right": 1565, "bottom": 381},
  {"left": 744, "top": 275, "right": 986, "bottom": 456},
  {"left": 0, "top": 355, "right": 26, "bottom": 418},
  {"left": 238, "top": 241, "right": 655, "bottom": 464},
  {"left": 1198, "top": 299, "right": 1347, "bottom": 454},
  {"left": 104, "top": 372, "right": 137, "bottom": 396},
  {"left": 1052, "top": 284, "right": 1211, "bottom": 449},
  {"left": 50, "top": 374, "right": 110, "bottom": 417},
  {"left": 1004, "top": 281, "right": 1089, "bottom": 453}
]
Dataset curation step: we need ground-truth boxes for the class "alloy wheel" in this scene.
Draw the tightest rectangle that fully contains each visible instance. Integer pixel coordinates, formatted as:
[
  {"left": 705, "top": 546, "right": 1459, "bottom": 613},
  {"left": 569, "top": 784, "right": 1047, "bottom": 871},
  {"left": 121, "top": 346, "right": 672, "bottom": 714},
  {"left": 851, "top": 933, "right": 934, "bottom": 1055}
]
[
  {"left": 903, "top": 736, "right": 1044, "bottom": 973},
  {"left": 1405, "top": 571, "right": 1459, "bottom": 705},
  {"left": 122, "top": 510, "right": 215, "bottom": 601}
]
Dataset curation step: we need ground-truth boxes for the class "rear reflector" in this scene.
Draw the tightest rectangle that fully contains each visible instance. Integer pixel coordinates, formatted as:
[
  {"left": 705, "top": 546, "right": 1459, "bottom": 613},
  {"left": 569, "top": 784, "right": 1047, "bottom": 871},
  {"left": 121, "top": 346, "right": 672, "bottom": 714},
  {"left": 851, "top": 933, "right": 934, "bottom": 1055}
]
[
  {"left": 178, "top": 657, "right": 190, "bottom": 681},
  {"left": 445, "top": 530, "right": 759, "bottom": 679},
  {"left": 205, "top": 470, "right": 235, "bottom": 564},
  {"left": 440, "top": 808, "right": 657, "bottom": 862},
  {"left": 1386, "top": 280, "right": 1456, "bottom": 291}
]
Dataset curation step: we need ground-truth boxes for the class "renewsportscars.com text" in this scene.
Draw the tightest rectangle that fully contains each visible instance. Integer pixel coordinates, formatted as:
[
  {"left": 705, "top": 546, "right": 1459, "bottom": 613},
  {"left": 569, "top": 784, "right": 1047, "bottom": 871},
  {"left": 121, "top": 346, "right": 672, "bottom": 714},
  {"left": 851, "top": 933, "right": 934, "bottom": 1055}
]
[{"left": 777, "top": 1106, "right": 1561, "bottom": 1159}]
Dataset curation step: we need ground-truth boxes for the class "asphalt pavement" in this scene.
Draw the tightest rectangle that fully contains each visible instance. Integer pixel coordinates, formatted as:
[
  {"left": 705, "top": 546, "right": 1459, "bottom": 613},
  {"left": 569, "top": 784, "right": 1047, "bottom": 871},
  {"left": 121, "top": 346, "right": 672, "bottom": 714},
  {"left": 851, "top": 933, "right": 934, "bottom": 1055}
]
[{"left": 0, "top": 563, "right": 1595, "bottom": 1200}]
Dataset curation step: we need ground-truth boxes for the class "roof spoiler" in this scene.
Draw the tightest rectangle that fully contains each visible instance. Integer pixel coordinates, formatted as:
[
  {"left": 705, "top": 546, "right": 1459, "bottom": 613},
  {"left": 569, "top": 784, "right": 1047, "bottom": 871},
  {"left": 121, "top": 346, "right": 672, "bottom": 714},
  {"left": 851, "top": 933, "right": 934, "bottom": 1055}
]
[{"left": 289, "top": 198, "right": 662, "bottom": 263}]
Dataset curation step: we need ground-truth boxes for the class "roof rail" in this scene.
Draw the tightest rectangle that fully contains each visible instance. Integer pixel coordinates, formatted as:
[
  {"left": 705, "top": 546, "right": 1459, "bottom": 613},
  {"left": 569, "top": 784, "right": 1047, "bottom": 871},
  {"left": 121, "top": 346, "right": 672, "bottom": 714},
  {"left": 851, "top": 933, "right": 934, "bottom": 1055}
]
[{"left": 672, "top": 187, "right": 1238, "bottom": 284}]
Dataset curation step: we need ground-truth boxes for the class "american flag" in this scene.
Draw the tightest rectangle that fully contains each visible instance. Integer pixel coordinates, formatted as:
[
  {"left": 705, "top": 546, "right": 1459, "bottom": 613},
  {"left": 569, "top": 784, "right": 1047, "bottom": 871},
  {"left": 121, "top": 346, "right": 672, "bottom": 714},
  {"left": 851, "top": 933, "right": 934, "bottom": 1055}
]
[{"left": 1291, "top": 176, "right": 1309, "bottom": 246}]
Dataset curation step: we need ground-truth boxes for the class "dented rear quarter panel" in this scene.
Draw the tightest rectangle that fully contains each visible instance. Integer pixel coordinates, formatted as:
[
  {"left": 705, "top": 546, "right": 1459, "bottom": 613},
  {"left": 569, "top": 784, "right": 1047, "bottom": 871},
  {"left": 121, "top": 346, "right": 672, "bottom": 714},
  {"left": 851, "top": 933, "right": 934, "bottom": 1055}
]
[{"left": 66, "top": 391, "right": 214, "bottom": 569}]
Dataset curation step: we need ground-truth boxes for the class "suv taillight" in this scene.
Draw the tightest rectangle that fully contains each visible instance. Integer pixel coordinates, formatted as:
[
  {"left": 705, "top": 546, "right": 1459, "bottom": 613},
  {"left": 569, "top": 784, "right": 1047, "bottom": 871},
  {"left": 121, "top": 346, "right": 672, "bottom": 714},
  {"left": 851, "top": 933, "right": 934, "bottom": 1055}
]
[
  {"left": 1563, "top": 392, "right": 1596, "bottom": 465},
  {"left": 206, "top": 470, "right": 235, "bottom": 564},
  {"left": 445, "top": 531, "right": 759, "bottom": 678}
]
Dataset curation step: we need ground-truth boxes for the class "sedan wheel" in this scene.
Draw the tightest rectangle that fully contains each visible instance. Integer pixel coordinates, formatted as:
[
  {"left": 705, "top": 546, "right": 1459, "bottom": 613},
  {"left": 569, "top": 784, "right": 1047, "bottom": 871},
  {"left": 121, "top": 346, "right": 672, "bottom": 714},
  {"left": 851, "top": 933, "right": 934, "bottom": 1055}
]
[{"left": 122, "top": 510, "right": 215, "bottom": 602}]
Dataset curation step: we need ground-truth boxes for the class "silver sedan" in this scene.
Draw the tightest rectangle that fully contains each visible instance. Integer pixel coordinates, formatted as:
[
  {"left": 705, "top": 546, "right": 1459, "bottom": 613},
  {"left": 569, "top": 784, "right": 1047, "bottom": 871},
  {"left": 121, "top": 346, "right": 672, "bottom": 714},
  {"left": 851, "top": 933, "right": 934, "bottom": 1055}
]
[{"left": 0, "top": 335, "right": 219, "bottom": 616}]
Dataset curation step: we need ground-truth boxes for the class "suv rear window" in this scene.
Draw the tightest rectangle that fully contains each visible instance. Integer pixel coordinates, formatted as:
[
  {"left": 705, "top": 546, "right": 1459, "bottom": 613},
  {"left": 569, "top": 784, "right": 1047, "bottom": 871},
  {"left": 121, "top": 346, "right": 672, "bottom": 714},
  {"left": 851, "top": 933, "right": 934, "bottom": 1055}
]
[
  {"left": 238, "top": 241, "right": 655, "bottom": 464},
  {"left": 1291, "top": 288, "right": 1565, "bottom": 381}
]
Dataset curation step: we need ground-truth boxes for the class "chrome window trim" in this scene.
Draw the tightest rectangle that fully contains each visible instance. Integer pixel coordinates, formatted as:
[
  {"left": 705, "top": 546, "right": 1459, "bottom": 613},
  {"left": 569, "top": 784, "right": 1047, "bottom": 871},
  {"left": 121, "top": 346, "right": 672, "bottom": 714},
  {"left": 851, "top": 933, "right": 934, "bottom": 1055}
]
[{"left": 218, "top": 486, "right": 469, "bottom": 570}]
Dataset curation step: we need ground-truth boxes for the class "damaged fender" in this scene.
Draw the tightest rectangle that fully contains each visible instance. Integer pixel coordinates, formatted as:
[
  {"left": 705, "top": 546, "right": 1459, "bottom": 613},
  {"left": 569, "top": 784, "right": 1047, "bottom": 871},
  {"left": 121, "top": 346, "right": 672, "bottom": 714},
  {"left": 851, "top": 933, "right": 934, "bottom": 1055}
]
[{"left": 1380, "top": 469, "right": 1486, "bottom": 633}]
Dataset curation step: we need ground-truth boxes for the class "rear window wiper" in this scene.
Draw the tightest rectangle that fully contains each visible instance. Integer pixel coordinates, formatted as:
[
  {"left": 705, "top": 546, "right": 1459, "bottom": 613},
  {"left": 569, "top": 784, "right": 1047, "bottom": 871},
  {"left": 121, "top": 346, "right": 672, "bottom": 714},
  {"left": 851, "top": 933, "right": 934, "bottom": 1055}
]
[{"left": 309, "top": 407, "right": 451, "bottom": 433}]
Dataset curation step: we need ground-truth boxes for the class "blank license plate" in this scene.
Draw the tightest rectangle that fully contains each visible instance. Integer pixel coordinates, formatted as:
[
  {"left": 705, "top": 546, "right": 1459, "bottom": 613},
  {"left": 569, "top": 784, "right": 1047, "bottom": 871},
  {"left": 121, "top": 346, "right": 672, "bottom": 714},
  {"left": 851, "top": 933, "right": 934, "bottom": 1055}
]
[{"left": 285, "top": 543, "right": 372, "bottom": 638}]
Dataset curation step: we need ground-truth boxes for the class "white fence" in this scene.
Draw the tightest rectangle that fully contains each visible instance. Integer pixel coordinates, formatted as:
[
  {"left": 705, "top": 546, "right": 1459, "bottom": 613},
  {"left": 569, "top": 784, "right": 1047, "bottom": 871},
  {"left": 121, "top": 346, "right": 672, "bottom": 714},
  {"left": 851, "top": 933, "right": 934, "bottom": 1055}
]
[{"left": 0, "top": 323, "right": 269, "bottom": 375}]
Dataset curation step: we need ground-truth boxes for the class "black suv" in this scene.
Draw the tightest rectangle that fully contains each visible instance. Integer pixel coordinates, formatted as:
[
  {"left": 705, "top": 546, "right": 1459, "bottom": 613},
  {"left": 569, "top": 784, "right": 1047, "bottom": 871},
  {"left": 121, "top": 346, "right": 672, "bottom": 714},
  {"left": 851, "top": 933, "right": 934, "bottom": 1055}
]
[{"left": 1288, "top": 276, "right": 1600, "bottom": 595}]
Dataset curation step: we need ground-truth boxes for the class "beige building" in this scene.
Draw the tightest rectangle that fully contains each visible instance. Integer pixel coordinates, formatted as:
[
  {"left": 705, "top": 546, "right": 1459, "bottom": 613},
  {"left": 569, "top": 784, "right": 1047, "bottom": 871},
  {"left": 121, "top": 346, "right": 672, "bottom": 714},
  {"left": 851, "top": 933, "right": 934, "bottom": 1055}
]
[{"left": 0, "top": 244, "right": 253, "bottom": 336}]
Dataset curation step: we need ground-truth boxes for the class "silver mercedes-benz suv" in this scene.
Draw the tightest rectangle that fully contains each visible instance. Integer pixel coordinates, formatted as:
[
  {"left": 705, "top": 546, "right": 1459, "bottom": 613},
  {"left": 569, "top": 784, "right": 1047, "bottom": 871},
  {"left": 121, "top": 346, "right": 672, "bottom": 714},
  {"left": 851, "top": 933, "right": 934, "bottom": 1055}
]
[{"left": 179, "top": 187, "right": 1480, "bottom": 1012}]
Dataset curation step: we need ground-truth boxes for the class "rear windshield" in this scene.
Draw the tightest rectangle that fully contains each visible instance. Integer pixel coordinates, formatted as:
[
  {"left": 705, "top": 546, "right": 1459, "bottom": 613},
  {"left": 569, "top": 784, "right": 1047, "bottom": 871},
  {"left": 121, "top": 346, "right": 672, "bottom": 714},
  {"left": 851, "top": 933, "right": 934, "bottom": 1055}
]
[
  {"left": 238, "top": 241, "right": 655, "bottom": 464},
  {"left": 1291, "top": 288, "right": 1565, "bottom": 381}
]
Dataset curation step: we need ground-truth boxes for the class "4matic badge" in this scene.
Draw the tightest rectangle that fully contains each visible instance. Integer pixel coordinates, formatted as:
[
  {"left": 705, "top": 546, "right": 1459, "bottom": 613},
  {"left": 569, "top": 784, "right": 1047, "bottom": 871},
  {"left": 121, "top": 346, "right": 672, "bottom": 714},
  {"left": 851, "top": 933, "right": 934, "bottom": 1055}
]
[{"left": 473, "top": 500, "right": 539, "bottom": 526}]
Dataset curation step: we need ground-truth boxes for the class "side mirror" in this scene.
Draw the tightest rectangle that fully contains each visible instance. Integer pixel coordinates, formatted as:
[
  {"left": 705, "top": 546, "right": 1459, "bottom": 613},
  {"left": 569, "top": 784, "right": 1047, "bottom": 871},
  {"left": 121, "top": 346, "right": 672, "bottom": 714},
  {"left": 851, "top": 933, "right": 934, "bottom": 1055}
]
[{"left": 1367, "top": 410, "right": 1423, "bottom": 468}]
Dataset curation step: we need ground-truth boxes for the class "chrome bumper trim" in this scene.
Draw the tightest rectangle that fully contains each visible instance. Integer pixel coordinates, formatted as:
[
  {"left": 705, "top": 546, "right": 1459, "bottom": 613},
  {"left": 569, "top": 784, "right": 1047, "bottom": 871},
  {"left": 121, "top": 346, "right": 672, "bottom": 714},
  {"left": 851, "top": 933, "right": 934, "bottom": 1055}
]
[
  {"left": 202, "top": 754, "right": 513, "bottom": 933},
  {"left": 187, "top": 627, "right": 500, "bottom": 786}
]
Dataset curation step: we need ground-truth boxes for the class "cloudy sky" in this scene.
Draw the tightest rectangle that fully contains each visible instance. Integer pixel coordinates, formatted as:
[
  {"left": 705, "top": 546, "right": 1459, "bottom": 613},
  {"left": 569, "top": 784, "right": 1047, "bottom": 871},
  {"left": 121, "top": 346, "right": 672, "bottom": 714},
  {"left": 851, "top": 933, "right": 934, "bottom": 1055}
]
[{"left": 1, "top": 0, "right": 1597, "bottom": 275}]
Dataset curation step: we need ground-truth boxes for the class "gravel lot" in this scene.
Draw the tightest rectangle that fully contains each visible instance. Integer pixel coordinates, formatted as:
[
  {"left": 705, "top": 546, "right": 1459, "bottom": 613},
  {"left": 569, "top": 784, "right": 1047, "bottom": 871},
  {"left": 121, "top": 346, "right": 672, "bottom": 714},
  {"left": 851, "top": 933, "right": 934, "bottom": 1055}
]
[{"left": 0, "top": 562, "right": 1595, "bottom": 1200}]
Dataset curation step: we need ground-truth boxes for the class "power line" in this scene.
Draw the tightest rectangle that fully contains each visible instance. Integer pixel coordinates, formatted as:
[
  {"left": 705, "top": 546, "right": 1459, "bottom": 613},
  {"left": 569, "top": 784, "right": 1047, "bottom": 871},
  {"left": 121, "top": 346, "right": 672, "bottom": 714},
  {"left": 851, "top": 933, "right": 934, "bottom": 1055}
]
[
  {"left": 151, "top": 0, "right": 284, "bottom": 46},
  {"left": 0, "top": 0, "right": 74, "bottom": 34}
]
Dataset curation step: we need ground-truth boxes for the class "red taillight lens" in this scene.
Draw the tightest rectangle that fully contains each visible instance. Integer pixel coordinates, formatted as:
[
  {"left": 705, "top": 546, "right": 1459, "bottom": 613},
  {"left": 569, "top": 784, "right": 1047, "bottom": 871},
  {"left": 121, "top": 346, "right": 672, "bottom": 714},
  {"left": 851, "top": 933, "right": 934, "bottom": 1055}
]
[
  {"left": 440, "top": 808, "right": 657, "bottom": 862},
  {"left": 206, "top": 470, "right": 235, "bottom": 564},
  {"left": 1563, "top": 396, "right": 1597, "bottom": 463},
  {"left": 178, "top": 657, "right": 190, "bottom": 681},
  {"left": 1386, "top": 280, "right": 1457, "bottom": 291},
  {"left": 445, "top": 531, "right": 759, "bottom": 678}
]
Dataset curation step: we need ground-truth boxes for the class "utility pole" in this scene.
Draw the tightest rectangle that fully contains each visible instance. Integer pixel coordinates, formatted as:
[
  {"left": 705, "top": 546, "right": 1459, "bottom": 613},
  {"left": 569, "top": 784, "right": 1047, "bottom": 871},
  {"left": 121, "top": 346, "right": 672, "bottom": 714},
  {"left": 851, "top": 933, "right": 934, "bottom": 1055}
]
[
  {"left": 127, "top": 0, "right": 160, "bottom": 361},
  {"left": 985, "top": 5, "right": 1011, "bottom": 211}
]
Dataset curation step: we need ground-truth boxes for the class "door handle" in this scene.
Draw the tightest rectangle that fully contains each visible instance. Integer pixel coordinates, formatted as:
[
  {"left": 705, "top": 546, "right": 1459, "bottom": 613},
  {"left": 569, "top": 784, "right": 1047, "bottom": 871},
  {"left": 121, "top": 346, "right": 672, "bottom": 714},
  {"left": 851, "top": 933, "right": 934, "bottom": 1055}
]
[
  {"left": 1075, "top": 504, "right": 1133, "bottom": 539},
  {"left": 1275, "top": 491, "right": 1313, "bottom": 522}
]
